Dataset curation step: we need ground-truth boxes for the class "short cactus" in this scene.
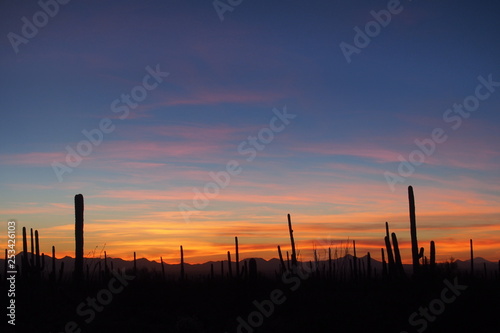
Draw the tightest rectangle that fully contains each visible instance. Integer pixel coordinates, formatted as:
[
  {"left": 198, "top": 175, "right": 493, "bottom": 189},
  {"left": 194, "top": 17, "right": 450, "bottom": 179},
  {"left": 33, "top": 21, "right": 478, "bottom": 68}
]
[
  {"left": 430, "top": 241, "right": 436, "bottom": 272},
  {"left": 22, "top": 227, "right": 29, "bottom": 277},
  {"left": 391, "top": 232, "right": 405, "bottom": 278},
  {"left": 180, "top": 245, "right": 185, "bottom": 280},
  {"left": 385, "top": 222, "right": 395, "bottom": 276},
  {"left": 277, "top": 245, "right": 286, "bottom": 273},
  {"left": 227, "top": 251, "right": 232, "bottom": 279},
  {"left": 381, "top": 248, "right": 388, "bottom": 278}
]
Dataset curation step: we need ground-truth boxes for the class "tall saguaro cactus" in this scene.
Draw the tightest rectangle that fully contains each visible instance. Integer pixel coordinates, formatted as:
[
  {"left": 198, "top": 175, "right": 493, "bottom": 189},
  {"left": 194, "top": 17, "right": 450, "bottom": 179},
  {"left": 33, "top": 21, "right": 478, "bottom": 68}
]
[
  {"left": 287, "top": 214, "right": 297, "bottom": 267},
  {"left": 235, "top": 236, "right": 240, "bottom": 278},
  {"left": 74, "top": 194, "right": 84, "bottom": 283},
  {"left": 408, "top": 186, "right": 420, "bottom": 275}
]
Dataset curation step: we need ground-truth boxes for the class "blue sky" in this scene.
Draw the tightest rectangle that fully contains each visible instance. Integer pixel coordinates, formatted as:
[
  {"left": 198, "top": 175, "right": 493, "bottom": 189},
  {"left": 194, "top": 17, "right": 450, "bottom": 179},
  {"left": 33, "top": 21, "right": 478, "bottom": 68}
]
[{"left": 1, "top": 0, "right": 499, "bottom": 263}]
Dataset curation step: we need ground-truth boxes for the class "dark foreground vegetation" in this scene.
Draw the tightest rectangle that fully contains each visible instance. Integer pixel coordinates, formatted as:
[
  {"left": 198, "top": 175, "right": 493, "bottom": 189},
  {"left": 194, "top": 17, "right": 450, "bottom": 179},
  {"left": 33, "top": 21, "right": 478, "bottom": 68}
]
[{"left": 2, "top": 187, "right": 499, "bottom": 332}]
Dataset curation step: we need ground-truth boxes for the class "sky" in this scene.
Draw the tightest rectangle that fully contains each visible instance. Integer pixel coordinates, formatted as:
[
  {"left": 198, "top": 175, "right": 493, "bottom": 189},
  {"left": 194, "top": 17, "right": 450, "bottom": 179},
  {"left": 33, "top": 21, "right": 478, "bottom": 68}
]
[{"left": 0, "top": 0, "right": 499, "bottom": 265}]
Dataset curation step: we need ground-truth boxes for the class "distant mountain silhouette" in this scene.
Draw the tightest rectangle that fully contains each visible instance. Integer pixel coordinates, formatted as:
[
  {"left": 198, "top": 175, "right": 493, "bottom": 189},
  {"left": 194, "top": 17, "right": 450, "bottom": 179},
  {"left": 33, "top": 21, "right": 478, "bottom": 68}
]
[{"left": 4, "top": 252, "right": 498, "bottom": 279}]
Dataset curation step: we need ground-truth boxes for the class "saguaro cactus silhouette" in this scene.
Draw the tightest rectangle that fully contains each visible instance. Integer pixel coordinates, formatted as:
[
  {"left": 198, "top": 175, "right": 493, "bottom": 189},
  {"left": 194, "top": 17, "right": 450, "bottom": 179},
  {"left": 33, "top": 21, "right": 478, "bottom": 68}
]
[
  {"left": 391, "top": 232, "right": 405, "bottom": 278},
  {"left": 470, "top": 239, "right": 474, "bottom": 277},
  {"left": 381, "top": 248, "right": 388, "bottom": 278},
  {"left": 227, "top": 251, "right": 233, "bottom": 279},
  {"left": 277, "top": 245, "right": 286, "bottom": 273},
  {"left": 160, "top": 256, "right": 165, "bottom": 280},
  {"left": 180, "top": 245, "right": 185, "bottom": 280},
  {"left": 235, "top": 236, "right": 240, "bottom": 278},
  {"left": 74, "top": 194, "right": 84, "bottom": 283},
  {"left": 385, "top": 222, "right": 395, "bottom": 276},
  {"left": 430, "top": 241, "right": 436, "bottom": 272},
  {"left": 133, "top": 251, "right": 137, "bottom": 275},
  {"left": 35, "top": 230, "right": 41, "bottom": 270},
  {"left": 287, "top": 214, "right": 297, "bottom": 267},
  {"left": 50, "top": 246, "right": 56, "bottom": 283},
  {"left": 408, "top": 186, "right": 420, "bottom": 275},
  {"left": 22, "top": 227, "right": 29, "bottom": 276},
  {"left": 34, "top": 230, "right": 45, "bottom": 279},
  {"left": 30, "top": 228, "right": 35, "bottom": 267}
]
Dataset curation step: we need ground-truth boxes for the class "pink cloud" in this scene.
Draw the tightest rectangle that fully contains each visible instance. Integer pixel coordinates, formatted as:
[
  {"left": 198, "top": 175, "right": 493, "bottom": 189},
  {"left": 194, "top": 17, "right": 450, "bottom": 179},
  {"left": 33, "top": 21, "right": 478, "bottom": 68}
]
[
  {"left": 157, "top": 89, "right": 284, "bottom": 107},
  {"left": 292, "top": 141, "right": 400, "bottom": 163},
  {"left": 0, "top": 152, "right": 65, "bottom": 166}
]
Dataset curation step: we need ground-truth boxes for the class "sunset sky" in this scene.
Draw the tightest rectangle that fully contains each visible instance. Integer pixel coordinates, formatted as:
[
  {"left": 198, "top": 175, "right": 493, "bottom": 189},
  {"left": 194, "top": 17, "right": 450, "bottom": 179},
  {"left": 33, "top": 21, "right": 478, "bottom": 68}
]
[{"left": 1, "top": 0, "right": 499, "bottom": 265}]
